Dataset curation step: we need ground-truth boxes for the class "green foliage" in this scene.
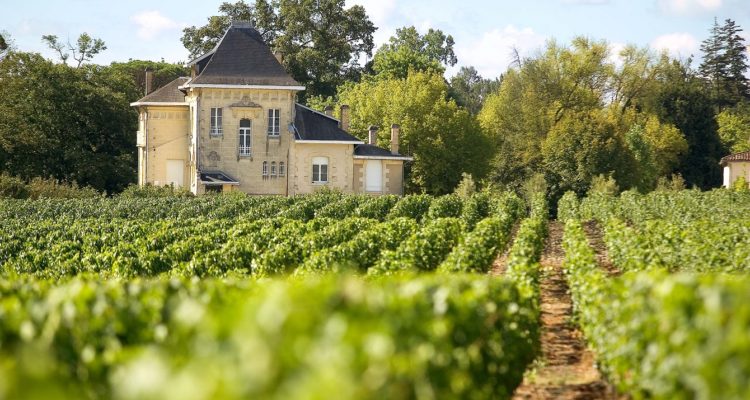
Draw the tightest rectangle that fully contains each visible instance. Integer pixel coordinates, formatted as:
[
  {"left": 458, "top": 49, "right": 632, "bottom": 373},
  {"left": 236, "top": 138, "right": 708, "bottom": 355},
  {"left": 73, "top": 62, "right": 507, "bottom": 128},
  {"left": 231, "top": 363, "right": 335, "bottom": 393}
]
[
  {"left": 717, "top": 103, "right": 750, "bottom": 153},
  {"left": 0, "top": 275, "right": 540, "bottom": 400},
  {"left": 563, "top": 218, "right": 750, "bottom": 399},
  {"left": 386, "top": 194, "right": 433, "bottom": 221},
  {"left": 103, "top": 60, "right": 189, "bottom": 102},
  {"left": 587, "top": 174, "right": 619, "bottom": 197},
  {"left": 42, "top": 32, "right": 107, "bottom": 67},
  {"left": 425, "top": 194, "right": 463, "bottom": 219},
  {"left": 460, "top": 192, "right": 491, "bottom": 230},
  {"left": 732, "top": 176, "right": 750, "bottom": 192},
  {"left": 0, "top": 174, "right": 29, "bottom": 199},
  {"left": 654, "top": 173, "right": 687, "bottom": 191},
  {"left": 352, "top": 195, "right": 399, "bottom": 220},
  {"left": 453, "top": 172, "right": 477, "bottom": 198},
  {"left": 699, "top": 18, "right": 750, "bottom": 109},
  {"left": 448, "top": 66, "right": 500, "bottom": 115},
  {"left": 438, "top": 216, "right": 514, "bottom": 273},
  {"left": 338, "top": 71, "right": 494, "bottom": 193},
  {"left": 0, "top": 52, "right": 136, "bottom": 193},
  {"left": 370, "top": 218, "right": 464, "bottom": 274},
  {"left": 119, "top": 184, "right": 194, "bottom": 199},
  {"left": 556, "top": 191, "right": 580, "bottom": 222},
  {"left": 504, "top": 217, "right": 547, "bottom": 298}
]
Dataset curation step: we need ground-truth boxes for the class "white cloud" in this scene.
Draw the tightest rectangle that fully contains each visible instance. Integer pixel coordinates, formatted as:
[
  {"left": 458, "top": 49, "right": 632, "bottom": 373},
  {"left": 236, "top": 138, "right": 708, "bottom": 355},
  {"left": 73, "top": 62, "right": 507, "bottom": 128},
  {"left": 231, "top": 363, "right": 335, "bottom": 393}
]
[
  {"left": 651, "top": 32, "right": 699, "bottom": 58},
  {"left": 131, "top": 10, "right": 184, "bottom": 40},
  {"left": 453, "top": 25, "right": 546, "bottom": 79},
  {"left": 657, "top": 0, "right": 722, "bottom": 15},
  {"left": 608, "top": 42, "right": 628, "bottom": 67}
]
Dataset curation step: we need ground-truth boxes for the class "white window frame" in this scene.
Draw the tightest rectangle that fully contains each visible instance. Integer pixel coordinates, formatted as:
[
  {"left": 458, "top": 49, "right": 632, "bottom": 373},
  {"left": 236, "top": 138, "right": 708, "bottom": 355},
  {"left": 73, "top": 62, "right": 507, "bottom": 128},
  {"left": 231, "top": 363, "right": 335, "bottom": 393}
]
[
  {"left": 312, "top": 156, "right": 329, "bottom": 184},
  {"left": 210, "top": 108, "right": 223, "bottom": 136},
  {"left": 279, "top": 161, "right": 286, "bottom": 177},
  {"left": 267, "top": 109, "right": 280, "bottom": 137},
  {"left": 262, "top": 161, "right": 268, "bottom": 177},
  {"left": 239, "top": 119, "right": 252, "bottom": 156},
  {"left": 271, "top": 161, "right": 277, "bottom": 177}
]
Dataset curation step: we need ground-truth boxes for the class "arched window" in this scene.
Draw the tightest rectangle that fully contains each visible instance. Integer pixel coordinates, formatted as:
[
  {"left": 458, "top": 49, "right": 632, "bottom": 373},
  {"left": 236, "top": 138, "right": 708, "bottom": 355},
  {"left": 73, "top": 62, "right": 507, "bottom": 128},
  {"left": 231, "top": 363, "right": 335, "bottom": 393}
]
[
  {"left": 279, "top": 162, "right": 286, "bottom": 177},
  {"left": 239, "top": 119, "right": 252, "bottom": 156},
  {"left": 262, "top": 161, "right": 268, "bottom": 176},
  {"left": 271, "top": 161, "right": 277, "bottom": 177},
  {"left": 312, "top": 156, "right": 328, "bottom": 183}
]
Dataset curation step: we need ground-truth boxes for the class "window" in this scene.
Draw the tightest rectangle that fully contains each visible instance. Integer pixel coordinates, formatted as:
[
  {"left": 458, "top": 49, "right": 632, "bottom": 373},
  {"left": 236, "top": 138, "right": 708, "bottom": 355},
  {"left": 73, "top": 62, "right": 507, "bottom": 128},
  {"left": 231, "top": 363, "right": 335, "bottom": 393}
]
[
  {"left": 271, "top": 161, "right": 277, "bottom": 177},
  {"left": 262, "top": 161, "right": 268, "bottom": 177},
  {"left": 312, "top": 156, "right": 328, "bottom": 183},
  {"left": 267, "top": 109, "right": 280, "bottom": 136},
  {"left": 210, "top": 108, "right": 223, "bottom": 136},
  {"left": 279, "top": 162, "right": 286, "bottom": 177},
  {"left": 239, "top": 119, "right": 252, "bottom": 156}
]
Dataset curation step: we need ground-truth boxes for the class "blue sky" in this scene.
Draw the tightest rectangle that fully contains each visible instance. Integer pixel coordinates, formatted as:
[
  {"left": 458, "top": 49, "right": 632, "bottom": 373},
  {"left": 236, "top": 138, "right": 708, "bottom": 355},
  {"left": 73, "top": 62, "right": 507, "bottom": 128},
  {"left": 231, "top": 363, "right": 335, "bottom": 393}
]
[{"left": 2, "top": 0, "right": 749, "bottom": 79}]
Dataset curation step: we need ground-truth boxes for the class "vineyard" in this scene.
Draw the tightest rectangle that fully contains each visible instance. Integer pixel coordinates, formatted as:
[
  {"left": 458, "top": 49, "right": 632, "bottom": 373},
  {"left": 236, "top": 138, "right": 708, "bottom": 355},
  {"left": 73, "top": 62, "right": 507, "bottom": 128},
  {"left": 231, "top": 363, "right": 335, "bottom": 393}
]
[{"left": 1, "top": 189, "right": 749, "bottom": 399}]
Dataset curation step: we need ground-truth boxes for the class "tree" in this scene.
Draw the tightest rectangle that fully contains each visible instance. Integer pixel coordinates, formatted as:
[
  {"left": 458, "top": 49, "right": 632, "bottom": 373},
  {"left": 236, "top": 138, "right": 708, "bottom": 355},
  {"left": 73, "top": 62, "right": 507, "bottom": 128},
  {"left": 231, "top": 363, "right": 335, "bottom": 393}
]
[
  {"left": 181, "top": 0, "right": 376, "bottom": 98},
  {"left": 645, "top": 59, "right": 724, "bottom": 188},
  {"left": 41, "top": 33, "right": 107, "bottom": 67},
  {"left": 699, "top": 18, "right": 750, "bottom": 109},
  {"left": 0, "top": 31, "right": 12, "bottom": 60},
  {"left": 337, "top": 71, "right": 493, "bottom": 194},
  {"left": 449, "top": 66, "right": 501, "bottom": 115},
  {"left": 541, "top": 110, "right": 631, "bottom": 199},
  {"left": 717, "top": 103, "right": 750, "bottom": 153},
  {"left": 102, "top": 60, "right": 189, "bottom": 102},
  {"left": 369, "top": 26, "right": 457, "bottom": 80},
  {"left": 0, "top": 52, "right": 136, "bottom": 193}
]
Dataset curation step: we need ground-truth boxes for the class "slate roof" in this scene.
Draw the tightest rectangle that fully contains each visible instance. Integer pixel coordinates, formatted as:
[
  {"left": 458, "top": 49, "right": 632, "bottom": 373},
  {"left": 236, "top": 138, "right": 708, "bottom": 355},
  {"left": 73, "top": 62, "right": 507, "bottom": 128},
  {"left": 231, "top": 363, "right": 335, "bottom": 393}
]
[
  {"left": 293, "top": 104, "right": 362, "bottom": 142},
  {"left": 189, "top": 22, "right": 301, "bottom": 87},
  {"left": 134, "top": 77, "right": 189, "bottom": 104},
  {"left": 720, "top": 150, "right": 750, "bottom": 165},
  {"left": 354, "top": 144, "right": 411, "bottom": 159}
]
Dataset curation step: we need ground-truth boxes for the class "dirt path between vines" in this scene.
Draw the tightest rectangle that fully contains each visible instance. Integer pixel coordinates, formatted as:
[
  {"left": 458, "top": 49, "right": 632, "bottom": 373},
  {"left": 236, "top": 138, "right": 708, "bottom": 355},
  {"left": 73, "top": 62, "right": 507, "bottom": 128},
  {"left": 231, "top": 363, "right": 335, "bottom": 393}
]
[
  {"left": 489, "top": 223, "right": 519, "bottom": 275},
  {"left": 512, "top": 221, "right": 620, "bottom": 400}
]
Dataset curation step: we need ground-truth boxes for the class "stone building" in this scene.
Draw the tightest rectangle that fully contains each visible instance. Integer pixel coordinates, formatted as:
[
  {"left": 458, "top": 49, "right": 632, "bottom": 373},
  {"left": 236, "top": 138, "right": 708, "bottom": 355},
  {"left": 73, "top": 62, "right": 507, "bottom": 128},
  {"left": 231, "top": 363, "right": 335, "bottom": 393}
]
[{"left": 131, "top": 21, "right": 410, "bottom": 195}]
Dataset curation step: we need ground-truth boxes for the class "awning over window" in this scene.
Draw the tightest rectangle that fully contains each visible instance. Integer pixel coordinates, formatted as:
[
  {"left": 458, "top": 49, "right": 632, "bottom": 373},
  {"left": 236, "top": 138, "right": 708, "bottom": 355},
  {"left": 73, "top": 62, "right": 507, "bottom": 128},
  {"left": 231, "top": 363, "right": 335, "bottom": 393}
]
[{"left": 199, "top": 171, "right": 240, "bottom": 186}]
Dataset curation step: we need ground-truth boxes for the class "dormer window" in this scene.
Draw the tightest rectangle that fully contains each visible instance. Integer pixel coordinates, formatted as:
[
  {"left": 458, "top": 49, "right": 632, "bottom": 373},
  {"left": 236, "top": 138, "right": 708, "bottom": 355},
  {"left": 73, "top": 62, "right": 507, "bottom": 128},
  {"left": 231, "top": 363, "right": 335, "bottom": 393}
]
[
  {"left": 267, "top": 109, "right": 280, "bottom": 136},
  {"left": 210, "top": 108, "right": 223, "bottom": 136}
]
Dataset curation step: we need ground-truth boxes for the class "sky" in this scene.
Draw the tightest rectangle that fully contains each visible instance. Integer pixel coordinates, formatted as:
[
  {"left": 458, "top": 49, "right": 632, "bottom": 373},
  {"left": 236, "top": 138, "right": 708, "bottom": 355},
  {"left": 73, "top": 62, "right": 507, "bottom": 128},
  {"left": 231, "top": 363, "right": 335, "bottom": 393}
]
[{"left": 2, "top": 0, "right": 749, "bottom": 79}]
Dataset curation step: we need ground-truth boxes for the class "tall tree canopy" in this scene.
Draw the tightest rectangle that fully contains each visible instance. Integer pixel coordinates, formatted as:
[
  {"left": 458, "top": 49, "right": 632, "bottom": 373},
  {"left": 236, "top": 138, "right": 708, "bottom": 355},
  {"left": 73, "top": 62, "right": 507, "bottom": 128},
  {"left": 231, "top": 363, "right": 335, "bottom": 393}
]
[
  {"left": 0, "top": 52, "right": 136, "bottom": 192},
  {"left": 337, "top": 71, "right": 493, "bottom": 194},
  {"left": 41, "top": 32, "right": 107, "bottom": 68},
  {"left": 479, "top": 38, "right": 689, "bottom": 200},
  {"left": 370, "top": 26, "right": 456, "bottom": 80},
  {"left": 449, "top": 66, "right": 501, "bottom": 115},
  {"left": 181, "top": 0, "right": 376, "bottom": 98},
  {"left": 699, "top": 18, "right": 750, "bottom": 109}
]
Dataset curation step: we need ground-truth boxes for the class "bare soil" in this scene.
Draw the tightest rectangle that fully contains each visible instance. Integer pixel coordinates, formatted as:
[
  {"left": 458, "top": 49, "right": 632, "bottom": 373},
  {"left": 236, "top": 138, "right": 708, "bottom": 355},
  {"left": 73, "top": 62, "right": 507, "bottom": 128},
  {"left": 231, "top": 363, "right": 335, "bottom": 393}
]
[
  {"left": 511, "top": 221, "right": 621, "bottom": 400},
  {"left": 489, "top": 223, "right": 519, "bottom": 275}
]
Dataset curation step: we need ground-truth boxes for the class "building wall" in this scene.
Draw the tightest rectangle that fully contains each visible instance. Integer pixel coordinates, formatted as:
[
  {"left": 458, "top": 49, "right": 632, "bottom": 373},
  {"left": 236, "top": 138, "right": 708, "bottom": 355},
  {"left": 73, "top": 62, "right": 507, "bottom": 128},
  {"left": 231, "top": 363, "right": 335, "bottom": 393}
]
[
  {"left": 290, "top": 143, "right": 354, "bottom": 195},
  {"left": 192, "top": 88, "right": 296, "bottom": 195},
  {"left": 385, "top": 161, "right": 404, "bottom": 195},
  {"left": 139, "top": 106, "right": 191, "bottom": 188},
  {"left": 352, "top": 161, "right": 364, "bottom": 193},
  {"left": 725, "top": 162, "right": 750, "bottom": 187}
]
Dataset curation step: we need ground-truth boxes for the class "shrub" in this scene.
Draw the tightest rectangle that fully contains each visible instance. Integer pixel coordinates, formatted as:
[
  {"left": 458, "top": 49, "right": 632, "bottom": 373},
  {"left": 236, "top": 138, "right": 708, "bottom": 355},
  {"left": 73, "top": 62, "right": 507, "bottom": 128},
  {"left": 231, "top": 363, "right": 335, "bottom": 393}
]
[
  {"left": 119, "top": 184, "right": 194, "bottom": 198},
  {"left": 27, "top": 177, "right": 100, "bottom": 199},
  {"left": 0, "top": 174, "right": 29, "bottom": 199}
]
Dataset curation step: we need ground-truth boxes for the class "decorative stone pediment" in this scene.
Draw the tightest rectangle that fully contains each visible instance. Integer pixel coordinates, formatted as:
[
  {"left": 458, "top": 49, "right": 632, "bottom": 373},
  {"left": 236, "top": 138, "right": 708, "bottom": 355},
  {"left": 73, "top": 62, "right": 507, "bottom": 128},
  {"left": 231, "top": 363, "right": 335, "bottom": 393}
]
[
  {"left": 230, "top": 96, "right": 263, "bottom": 118},
  {"left": 230, "top": 96, "right": 262, "bottom": 108}
]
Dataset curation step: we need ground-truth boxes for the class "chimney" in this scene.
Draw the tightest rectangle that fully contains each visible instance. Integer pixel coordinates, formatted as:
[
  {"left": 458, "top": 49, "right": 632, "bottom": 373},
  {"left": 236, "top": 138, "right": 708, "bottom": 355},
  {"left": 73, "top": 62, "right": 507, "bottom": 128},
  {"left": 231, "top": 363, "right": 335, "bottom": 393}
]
[
  {"left": 339, "top": 105, "right": 350, "bottom": 132},
  {"left": 273, "top": 51, "right": 283, "bottom": 64},
  {"left": 144, "top": 69, "right": 154, "bottom": 96},
  {"left": 324, "top": 105, "right": 333, "bottom": 117},
  {"left": 368, "top": 125, "right": 379, "bottom": 145},
  {"left": 390, "top": 124, "right": 400, "bottom": 155}
]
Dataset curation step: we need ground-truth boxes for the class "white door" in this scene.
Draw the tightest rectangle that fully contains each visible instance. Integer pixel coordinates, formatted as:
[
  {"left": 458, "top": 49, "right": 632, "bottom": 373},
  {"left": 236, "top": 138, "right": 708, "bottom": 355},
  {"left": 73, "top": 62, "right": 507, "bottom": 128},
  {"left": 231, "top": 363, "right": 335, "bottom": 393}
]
[
  {"left": 365, "top": 160, "right": 382, "bottom": 192},
  {"left": 166, "top": 159, "right": 184, "bottom": 188},
  {"left": 723, "top": 166, "right": 730, "bottom": 188}
]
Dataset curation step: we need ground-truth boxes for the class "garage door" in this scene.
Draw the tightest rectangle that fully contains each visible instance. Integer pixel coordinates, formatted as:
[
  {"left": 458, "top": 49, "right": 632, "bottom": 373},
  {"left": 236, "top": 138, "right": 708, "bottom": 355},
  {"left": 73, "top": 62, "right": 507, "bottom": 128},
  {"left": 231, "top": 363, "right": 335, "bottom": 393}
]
[{"left": 166, "top": 159, "right": 184, "bottom": 188}]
